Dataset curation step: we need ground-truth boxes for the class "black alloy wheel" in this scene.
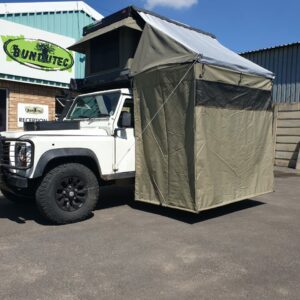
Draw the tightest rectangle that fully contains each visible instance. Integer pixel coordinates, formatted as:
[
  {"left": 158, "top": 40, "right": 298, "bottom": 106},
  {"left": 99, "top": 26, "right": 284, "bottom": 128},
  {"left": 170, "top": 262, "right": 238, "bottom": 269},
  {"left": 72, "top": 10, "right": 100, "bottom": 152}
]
[
  {"left": 55, "top": 176, "right": 87, "bottom": 212},
  {"left": 36, "top": 163, "right": 99, "bottom": 224}
]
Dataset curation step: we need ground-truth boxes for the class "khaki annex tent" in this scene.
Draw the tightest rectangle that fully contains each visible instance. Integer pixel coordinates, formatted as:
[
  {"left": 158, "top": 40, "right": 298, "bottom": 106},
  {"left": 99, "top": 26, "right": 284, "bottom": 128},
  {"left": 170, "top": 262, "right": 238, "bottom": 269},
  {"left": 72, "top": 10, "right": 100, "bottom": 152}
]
[{"left": 70, "top": 7, "right": 274, "bottom": 212}]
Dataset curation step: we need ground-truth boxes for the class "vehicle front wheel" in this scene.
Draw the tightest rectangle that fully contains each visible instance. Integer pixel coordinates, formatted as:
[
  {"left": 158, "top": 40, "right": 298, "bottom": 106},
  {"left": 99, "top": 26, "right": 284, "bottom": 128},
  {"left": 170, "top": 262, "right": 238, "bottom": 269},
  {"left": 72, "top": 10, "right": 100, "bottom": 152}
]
[{"left": 36, "top": 163, "right": 99, "bottom": 224}]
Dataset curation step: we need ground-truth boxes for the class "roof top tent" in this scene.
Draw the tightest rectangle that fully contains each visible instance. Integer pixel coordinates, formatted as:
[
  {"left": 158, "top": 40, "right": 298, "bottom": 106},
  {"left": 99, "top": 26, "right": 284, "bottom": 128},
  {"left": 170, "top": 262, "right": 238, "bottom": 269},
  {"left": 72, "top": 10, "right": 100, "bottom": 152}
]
[
  {"left": 70, "top": 6, "right": 275, "bottom": 212},
  {"left": 69, "top": 7, "right": 144, "bottom": 91}
]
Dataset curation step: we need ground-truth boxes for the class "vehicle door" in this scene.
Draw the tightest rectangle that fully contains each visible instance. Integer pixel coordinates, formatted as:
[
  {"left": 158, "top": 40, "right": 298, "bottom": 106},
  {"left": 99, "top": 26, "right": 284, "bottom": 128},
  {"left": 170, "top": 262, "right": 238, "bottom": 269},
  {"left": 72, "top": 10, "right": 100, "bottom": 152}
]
[{"left": 114, "top": 98, "right": 135, "bottom": 174}]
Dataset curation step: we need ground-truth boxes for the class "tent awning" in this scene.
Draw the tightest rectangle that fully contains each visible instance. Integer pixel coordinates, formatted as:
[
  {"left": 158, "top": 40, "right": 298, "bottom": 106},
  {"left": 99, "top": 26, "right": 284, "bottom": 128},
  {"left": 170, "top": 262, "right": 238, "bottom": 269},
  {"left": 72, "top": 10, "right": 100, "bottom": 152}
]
[{"left": 136, "top": 11, "right": 274, "bottom": 79}]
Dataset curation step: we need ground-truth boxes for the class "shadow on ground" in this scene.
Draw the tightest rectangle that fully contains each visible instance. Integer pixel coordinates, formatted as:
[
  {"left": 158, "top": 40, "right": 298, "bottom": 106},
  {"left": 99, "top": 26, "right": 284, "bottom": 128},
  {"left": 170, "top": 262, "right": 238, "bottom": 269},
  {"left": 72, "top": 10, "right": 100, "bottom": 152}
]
[
  {"left": 274, "top": 170, "right": 300, "bottom": 178},
  {"left": 129, "top": 199, "right": 264, "bottom": 224},
  {"left": 0, "top": 198, "right": 47, "bottom": 225},
  {"left": 94, "top": 185, "right": 264, "bottom": 225},
  {"left": 0, "top": 185, "right": 264, "bottom": 225}
]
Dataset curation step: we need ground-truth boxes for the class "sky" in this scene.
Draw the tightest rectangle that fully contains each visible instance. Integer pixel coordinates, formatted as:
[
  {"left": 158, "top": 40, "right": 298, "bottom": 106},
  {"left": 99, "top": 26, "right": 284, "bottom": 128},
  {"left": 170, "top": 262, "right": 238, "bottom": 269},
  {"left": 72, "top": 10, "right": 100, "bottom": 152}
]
[{"left": 3, "top": 0, "right": 300, "bottom": 53}]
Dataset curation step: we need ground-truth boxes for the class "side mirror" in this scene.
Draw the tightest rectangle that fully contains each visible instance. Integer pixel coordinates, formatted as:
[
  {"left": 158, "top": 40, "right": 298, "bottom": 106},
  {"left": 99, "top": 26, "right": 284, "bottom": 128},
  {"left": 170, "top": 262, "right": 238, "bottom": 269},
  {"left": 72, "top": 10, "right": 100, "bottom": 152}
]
[{"left": 120, "top": 112, "right": 132, "bottom": 128}]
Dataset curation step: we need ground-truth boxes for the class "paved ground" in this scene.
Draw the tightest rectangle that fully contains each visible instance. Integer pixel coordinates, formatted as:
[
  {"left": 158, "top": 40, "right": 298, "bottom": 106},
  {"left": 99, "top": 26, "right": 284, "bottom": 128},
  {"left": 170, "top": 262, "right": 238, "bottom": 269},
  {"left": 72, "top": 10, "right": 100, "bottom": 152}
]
[{"left": 0, "top": 168, "right": 299, "bottom": 300}]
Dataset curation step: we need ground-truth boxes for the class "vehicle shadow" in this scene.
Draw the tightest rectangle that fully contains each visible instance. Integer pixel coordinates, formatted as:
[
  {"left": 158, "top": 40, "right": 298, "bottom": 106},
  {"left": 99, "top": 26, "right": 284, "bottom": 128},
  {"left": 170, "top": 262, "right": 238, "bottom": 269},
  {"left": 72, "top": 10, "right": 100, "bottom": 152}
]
[
  {"left": 97, "top": 185, "right": 265, "bottom": 225},
  {"left": 129, "top": 199, "right": 265, "bottom": 224},
  {"left": 0, "top": 185, "right": 265, "bottom": 225},
  {"left": 0, "top": 197, "right": 49, "bottom": 225}
]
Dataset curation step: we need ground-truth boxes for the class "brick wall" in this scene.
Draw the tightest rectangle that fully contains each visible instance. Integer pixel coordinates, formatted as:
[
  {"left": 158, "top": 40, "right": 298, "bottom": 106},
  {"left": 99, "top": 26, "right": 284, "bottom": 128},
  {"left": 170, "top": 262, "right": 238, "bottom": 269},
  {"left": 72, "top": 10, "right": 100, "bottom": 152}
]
[{"left": 0, "top": 80, "right": 61, "bottom": 131}]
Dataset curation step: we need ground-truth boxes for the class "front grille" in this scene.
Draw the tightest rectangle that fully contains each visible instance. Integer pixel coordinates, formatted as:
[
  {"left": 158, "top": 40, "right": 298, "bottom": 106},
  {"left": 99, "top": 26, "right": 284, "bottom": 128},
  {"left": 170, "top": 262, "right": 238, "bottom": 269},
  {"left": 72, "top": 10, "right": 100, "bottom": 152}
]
[
  {"left": 1, "top": 140, "right": 12, "bottom": 166},
  {"left": 0, "top": 137, "right": 34, "bottom": 170}
]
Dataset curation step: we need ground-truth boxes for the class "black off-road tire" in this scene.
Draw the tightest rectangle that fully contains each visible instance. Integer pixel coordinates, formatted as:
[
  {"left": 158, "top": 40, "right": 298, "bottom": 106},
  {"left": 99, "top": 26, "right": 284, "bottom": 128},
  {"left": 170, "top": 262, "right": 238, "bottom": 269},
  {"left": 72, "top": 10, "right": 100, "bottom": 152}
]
[
  {"left": 1, "top": 188, "right": 34, "bottom": 204},
  {"left": 35, "top": 163, "right": 99, "bottom": 224}
]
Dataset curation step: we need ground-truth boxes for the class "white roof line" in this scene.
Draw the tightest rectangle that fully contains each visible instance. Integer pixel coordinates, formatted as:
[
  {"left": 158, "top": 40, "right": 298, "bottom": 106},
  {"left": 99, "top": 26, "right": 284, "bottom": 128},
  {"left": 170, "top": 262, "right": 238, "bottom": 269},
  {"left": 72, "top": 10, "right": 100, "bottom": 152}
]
[{"left": 0, "top": 1, "right": 103, "bottom": 20}]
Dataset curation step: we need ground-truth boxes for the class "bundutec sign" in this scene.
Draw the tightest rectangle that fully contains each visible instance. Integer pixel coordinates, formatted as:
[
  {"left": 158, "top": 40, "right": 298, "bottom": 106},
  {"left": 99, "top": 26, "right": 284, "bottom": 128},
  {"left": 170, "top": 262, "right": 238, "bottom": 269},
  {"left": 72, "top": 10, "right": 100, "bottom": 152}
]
[
  {"left": 3, "top": 37, "right": 74, "bottom": 71},
  {"left": 0, "top": 19, "right": 75, "bottom": 85}
]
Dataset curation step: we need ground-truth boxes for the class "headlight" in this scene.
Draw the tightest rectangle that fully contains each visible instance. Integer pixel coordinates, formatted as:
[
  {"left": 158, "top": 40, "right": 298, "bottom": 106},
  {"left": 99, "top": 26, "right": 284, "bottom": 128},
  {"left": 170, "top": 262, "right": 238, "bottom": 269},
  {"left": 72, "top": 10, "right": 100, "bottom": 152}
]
[{"left": 15, "top": 142, "right": 32, "bottom": 168}]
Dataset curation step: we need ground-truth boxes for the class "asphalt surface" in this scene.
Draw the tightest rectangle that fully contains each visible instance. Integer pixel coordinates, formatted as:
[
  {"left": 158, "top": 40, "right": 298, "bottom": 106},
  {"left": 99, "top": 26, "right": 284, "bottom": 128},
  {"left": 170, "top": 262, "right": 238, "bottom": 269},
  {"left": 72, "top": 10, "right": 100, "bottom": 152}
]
[{"left": 0, "top": 169, "right": 299, "bottom": 300}]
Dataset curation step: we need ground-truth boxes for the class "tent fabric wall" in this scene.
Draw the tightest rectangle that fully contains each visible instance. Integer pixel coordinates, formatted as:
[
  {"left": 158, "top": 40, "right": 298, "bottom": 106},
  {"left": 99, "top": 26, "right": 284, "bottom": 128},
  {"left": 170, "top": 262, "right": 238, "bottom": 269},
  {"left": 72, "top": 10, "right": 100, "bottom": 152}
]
[
  {"left": 134, "top": 63, "right": 196, "bottom": 211},
  {"left": 194, "top": 64, "right": 273, "bottom": 91},
  {"left": 134, "top": 62, "right": 274, "bottom": 212},
  {"left": 194, "top": 79, "right": 274, "bottom": 211},
  {"left": 132, "top": 13, "right": 274, "bottom": 212},
  {"left": 131, "top": 24, "right": 196, "bottom": 75}
]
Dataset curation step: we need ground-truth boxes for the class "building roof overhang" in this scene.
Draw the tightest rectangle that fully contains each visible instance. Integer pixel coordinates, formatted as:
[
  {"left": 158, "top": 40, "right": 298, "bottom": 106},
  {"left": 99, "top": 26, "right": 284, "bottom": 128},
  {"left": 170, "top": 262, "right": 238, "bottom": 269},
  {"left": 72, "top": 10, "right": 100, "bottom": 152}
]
[{"left": 0, "top": 1, "right": 102, "bottom": 20}]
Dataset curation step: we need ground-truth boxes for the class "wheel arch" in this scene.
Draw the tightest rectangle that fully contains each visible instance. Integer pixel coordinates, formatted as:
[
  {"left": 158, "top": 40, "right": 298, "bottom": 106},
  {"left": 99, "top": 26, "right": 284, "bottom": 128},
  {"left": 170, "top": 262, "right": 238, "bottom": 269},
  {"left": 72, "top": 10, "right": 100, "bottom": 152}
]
[{"left": 33, "top": 148, "right": 102, "bottom": 179}]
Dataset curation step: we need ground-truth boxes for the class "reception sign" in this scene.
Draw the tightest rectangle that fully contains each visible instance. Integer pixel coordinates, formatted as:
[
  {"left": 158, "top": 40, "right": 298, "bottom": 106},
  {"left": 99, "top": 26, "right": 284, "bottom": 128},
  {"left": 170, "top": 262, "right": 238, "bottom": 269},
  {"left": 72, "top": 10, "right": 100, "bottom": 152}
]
[
  {"left": 18, "top": 103, "right": 49, "bottom": 128},
  {"left": 0, "top": 19, "right": 75, "bottom": 84}
]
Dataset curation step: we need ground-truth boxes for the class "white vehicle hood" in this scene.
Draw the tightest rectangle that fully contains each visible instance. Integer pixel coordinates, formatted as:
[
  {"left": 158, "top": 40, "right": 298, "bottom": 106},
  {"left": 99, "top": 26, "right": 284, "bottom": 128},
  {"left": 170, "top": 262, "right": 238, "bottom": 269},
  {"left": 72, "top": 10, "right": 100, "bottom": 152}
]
[{"left": 0, "top": 129, "right": 109, "bottom": 139}]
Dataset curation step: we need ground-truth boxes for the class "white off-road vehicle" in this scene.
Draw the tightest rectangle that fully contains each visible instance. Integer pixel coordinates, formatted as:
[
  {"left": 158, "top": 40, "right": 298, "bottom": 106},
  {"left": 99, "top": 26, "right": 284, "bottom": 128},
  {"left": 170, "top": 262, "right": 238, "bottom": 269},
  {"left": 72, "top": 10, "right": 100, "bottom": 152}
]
[{"left": 0, "top": 88, "right": 135, "bottom": 224}]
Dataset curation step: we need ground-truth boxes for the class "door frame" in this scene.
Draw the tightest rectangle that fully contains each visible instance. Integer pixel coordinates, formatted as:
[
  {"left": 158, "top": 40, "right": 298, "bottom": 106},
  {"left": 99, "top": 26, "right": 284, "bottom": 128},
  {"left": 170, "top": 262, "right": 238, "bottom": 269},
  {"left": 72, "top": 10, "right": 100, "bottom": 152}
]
[{"left": 0, "top": 88, "right": 8, "bottom": 131}]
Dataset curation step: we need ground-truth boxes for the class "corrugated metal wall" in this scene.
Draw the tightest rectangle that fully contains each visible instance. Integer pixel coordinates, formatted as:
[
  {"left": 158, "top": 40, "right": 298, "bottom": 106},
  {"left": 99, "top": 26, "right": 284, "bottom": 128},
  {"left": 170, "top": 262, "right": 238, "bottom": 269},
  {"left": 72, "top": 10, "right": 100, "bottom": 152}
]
[
  {"left": 242, "top": 43, "right": 300, "bottom": 103},
  {"left": 0, "top": 11, "right": 96, "bottom": 85}
]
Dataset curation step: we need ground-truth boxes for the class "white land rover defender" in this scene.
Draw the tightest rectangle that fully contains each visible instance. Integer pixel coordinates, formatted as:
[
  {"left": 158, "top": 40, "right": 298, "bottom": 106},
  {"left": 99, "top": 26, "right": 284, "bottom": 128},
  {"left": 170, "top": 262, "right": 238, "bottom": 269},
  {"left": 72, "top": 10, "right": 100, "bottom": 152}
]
[{"left": 0, "top": 88, "right": 135, "bottom": 224}]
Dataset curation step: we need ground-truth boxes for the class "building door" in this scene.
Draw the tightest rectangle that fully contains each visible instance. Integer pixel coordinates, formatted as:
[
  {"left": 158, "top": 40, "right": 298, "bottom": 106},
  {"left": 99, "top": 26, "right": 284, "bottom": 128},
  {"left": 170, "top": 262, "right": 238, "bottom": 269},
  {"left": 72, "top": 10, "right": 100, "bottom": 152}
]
[{"left": 0, "top": 89, "right": 7, "bottom": 132}]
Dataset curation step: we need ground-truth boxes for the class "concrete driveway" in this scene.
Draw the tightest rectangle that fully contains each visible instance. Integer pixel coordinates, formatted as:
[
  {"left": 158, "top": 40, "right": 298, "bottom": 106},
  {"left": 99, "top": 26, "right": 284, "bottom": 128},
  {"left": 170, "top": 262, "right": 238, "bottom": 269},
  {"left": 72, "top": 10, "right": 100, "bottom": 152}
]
[{"left": 0, "top": 169, "right": 299, "bottom": 299}]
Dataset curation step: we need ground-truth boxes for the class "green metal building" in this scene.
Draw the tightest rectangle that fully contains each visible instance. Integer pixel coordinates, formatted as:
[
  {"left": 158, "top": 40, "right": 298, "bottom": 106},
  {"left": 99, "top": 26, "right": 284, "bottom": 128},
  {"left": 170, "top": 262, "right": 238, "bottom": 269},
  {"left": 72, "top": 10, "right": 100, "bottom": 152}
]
[
  {"left": 0, "top": 1, "right": 102, "bottom": 131},
  {"left": 0, "top": 1, "right": 102, "bottom": 85}
]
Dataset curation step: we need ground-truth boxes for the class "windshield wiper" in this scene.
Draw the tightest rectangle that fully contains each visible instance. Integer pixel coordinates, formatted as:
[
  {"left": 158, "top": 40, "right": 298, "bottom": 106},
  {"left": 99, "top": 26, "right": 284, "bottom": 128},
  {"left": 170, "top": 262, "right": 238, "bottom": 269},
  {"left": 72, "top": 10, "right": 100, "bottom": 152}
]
[{"left": 87, "top": 114, "right": 110, "bottom": 123}]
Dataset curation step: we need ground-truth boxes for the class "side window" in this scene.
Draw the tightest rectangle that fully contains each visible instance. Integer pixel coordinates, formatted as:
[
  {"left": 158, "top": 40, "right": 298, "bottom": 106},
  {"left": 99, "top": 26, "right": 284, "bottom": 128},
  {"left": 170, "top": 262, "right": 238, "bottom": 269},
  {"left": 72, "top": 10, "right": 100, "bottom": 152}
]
[{"left": 118, "top": 98, "right": 134, "bottom": 128}]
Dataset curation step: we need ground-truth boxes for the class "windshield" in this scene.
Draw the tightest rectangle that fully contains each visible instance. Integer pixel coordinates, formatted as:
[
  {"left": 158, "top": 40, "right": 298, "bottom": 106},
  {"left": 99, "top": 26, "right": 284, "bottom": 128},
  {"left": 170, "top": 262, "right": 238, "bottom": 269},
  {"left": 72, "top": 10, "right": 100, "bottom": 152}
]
[{"left": 67, "top": 91, "right": 120, "bottom": 120}]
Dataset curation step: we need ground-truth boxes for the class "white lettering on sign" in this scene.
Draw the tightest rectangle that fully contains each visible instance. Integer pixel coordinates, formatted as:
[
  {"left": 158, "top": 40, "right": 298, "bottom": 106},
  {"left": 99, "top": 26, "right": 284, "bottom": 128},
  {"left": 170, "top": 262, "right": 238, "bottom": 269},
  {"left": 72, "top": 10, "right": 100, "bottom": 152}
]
[{"left": 18, "top": 103, "right": 49, "bottom": 128}]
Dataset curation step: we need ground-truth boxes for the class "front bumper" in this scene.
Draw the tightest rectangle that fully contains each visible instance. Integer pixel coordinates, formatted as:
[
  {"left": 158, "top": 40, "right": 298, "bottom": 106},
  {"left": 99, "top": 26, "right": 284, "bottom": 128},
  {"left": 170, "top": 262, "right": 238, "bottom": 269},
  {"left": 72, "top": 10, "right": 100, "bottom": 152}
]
[
  {"left": 0, "top": 136, "right": 33, "bottom": 189},
  {"left": 0, "top": 169, "right": 28, "bottom": 189},
  {"left": 6, "top": 172, "right": 28, "bottom": 188}
]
